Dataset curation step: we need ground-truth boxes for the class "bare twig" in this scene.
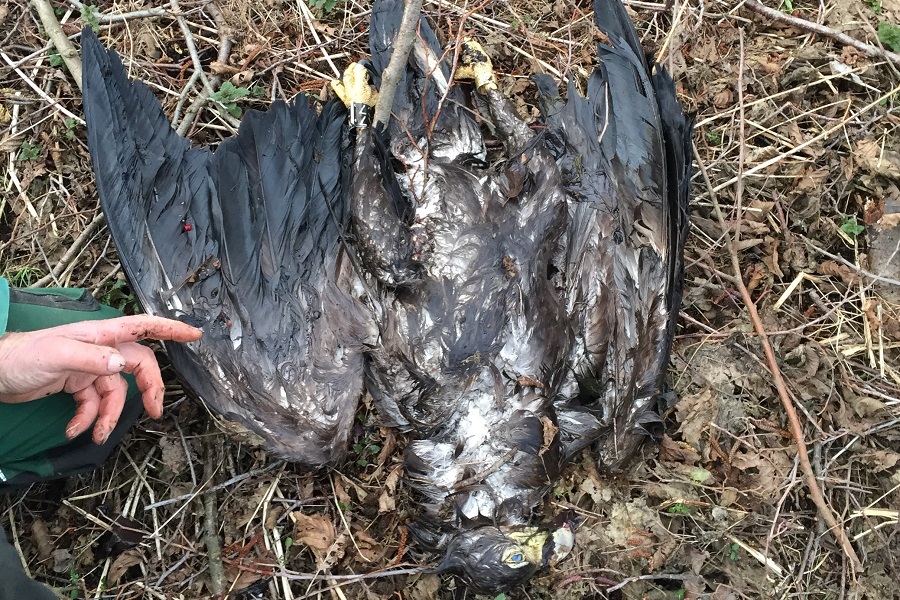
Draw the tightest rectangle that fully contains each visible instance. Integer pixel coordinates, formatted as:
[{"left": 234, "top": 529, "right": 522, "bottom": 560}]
[
  {"left": 805, "top": 239, "right": 900, "bottom": 288},
  {"left": 173, "top": 1, "right": 240, "bottom": 136},
  {"left": 202, "top": 428, "right": 227, "bottom": 596},
  {"left": 452, "top": 447, "right": 516, "bottom": 491},
  {"left": 373, "top": 0, "right": 424, "bottom": 127},
  {"left": 743, "top": 0, "right": 900, "bottom": 67},
  {"left": 30, "top": 212, "right": 106, "bottom": 288},
  {"left": 30, "top": 0, "right": 83, "bottom": 89},
  {"left": 0, "top": 52, "right": 85, "bottom": 124},
  {"left": 67, "top": 0, "right": 170, "bottom": 23}
]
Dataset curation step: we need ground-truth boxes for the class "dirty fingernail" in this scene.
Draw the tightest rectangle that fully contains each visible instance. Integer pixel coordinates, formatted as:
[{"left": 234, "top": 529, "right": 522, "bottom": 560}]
[
  {"left": 107, "top": 353, "right": 125, "bottom": 372},
  {"left": 65, "top": 424, "right": 79, "bottom": 439},
  {"left": 96, "top": 426, "right": 109, "bottom": 445}
]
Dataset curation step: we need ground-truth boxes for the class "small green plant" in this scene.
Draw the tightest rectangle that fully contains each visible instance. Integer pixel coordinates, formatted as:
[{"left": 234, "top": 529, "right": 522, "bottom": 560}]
[
  {"left": 49, "top": 52, "right": 64, "bottom": 67},
  {"left": 675, "top": 590, "right": 686, "bottom": 600},
  {"left": 278, "top": 536, "right": 293, "bottom": 565},
  {"left": 81, "top": 4, "right": 102, "bottom": 31},
  {"left": 667, "top": 502, "right": 691, "bottom": 515},
  {"left": 68, "top": 567, "right": 80, "bottom": 599},
  {"left": 867, "top": 0, "right": 883, "bottom": 13},
  {"left": 64, "top": 117, "right": 77, "bottom": 140},
  {"left": 840, "top": 215, "right": 865, "bottom": 239},
  {"left": 353, "top": 441, "right": 381, "bottom": 467},
  {"left": 511, "top": 14, "right": 534, "bottom": 28},
  {"left": 878, "top": 22, "right": 900, "bottom": 53},
  {"left": 3, "top": 265, "right": 44, "bottom": 287},
  {"left": 780, "top": 0, "right": 793, "bottom": 12},
  {"left": 493, "top": 594, "right": 507, "bottom": 600},
  {"left": 309, "top": 0, "right": 339, "bottom": 13},
  {"left": 250, "top": 84, "right": 268, "bottom": 99},
  {"left": 211, "top": 81, "right": 250, "bottom": 118},
  {"left": 729, "top": 542, "right": 740, "bottom": 561},
  {"left": 98, "top": 277, "right": 139, "bottom": 313},
  {"left": 19, "top": 141, "right": 41, "bottom": 161},
  {"left": 705, "top": 129, "right": 722, "bottom": 146}
]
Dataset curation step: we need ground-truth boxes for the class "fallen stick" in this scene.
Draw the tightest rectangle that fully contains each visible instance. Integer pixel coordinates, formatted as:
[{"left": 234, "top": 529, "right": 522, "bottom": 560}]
[
  {"left": 202, "top": 428, "right": 227, "bottom": 596},
  {"left": 744, "top": 0, "right": 900, "bottom": 67},
  {"left": 373, "top": 0, "right": 424, "bottom": 128},
  {"left": 30, "top": 0, "right": 83, "bottom": 89}
]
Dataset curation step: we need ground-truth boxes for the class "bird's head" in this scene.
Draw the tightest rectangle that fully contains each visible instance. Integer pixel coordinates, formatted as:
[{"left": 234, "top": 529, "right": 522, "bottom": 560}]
[{"left": 435, "top": 522, "right": 575, "bottom": 593}]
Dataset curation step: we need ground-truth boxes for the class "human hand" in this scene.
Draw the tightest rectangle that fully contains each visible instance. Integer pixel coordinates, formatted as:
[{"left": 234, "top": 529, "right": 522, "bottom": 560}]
[{"left": 0, "top": 315, "right": 202, "bottom": 444}]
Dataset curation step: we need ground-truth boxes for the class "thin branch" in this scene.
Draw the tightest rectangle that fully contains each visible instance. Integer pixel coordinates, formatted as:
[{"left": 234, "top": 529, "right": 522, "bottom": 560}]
[
  {"left": 202, "top": 427, "right": 227, "bottom": 596},
  {"left": 67, "top": 0, "right": 170, "bottom": 23},
  {"left": 30, "top": 0, "right": 83, "bottom": 89},
  {"left": 744, "top": 0, "right": 900, "bottom": 66},
  {"left": 805, "top": 239, "right": 900, "bottom": 288},
  {"left": 30, "top": 213, "right": 106, "bottom": 288},
  {"left": 373, "top": 0, "right": 424, "bottom": 128}
]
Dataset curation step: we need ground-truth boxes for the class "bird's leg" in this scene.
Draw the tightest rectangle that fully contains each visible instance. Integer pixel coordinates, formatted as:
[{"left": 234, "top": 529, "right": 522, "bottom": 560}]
[
  {"left": 455, "top": 39, "right": 533, "bottom": 154},
  {"left": 331, "top": 62, "right": 377, "bottom": 128},
  {"left": 332, "top": 64, "right": 422, "bottom": 287}
]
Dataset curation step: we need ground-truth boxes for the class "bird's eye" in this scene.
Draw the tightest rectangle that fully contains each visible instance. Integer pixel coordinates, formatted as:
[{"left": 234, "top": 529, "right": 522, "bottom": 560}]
[{"left": 510, "top": 553, "right": 523, "bottom": 563}]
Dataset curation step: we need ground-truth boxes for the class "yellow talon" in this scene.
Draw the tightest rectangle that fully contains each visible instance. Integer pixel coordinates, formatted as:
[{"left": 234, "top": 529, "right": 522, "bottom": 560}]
[
  {"left": 331, "top": 62, "right": 378, "bottom": 126},
  {"left": 455, "top": 38, "right": 497, "bottom": 93}
]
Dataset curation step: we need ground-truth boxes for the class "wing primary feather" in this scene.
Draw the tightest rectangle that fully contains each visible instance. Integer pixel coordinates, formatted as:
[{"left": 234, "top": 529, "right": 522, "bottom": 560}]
[{"left": 83, "top": 28, "right": 371, "bottom": 466}]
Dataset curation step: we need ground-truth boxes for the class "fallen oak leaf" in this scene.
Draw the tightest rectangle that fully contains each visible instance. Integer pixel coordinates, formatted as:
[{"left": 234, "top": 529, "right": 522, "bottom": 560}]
[{"left": 292, "top": 512, "right": 335, "bottom": 554}]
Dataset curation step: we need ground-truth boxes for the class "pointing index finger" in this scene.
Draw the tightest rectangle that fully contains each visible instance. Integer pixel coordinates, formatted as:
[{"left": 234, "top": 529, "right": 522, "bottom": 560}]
[{"left": 50, "top": 315, "right": 203, "bottom": 346}]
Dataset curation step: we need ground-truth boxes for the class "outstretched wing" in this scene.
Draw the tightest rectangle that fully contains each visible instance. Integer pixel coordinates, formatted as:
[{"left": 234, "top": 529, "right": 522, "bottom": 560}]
[
  {"left": 536, "top": 0, "right": 693, "bottom": 468},
  {"left": 82, "top": 28, "right": 374, "bottom": 466}
]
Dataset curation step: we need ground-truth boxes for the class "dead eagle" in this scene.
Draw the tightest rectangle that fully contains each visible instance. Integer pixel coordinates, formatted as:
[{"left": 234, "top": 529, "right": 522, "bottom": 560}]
[{"left": 81, "top": 0, "right": 691, "bottom": 592}]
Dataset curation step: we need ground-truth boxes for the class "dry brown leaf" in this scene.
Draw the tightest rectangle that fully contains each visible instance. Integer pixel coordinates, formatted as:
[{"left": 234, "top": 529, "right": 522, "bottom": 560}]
[
  {"left": 353, "top": 529, "right": 385, "bottom": 562},
  {"left": 754, "top": 55, "right": 782, "bottom": 74},
  {"left": 30, "top": 519, "right": 53, "bottom": 560},
  {"left": 817, "top": 260, "right": 859, "bottom": 285},
  {"left": 408, "top": 574, "right": 442, "bottom": 600},
  {"left": 376, "top": 427, "right": 397, "bottom": 464},
  {"left": 333, "top": 475, "right": 352, "bottom": 506},
  {"left": 878, "top": 211, "right": 900, "bottom": 228},
  {"left": 158, "top": 435, "right": 187, "bottom": 474},
  {"left": 580, "top": 477, "right": 611, "bottom": 504},
  {"left": 870, "top": 450, "right": 900, "bottom": 473},
  {"left": 762, "top": 236, "right": 783, "bottom": 278},
  {"left": 378, "top": 465, "right": 402, "bottom": 514},
  {"left": 293, "top": 513, "right": 335, "bottom": 552},
  {"left": 659, "top": 434, "right": 701, "bottom": 465},
  {"left": 731, "top": 448, "right": 793, "bottom": 498},
  {"left": 745, "top": 199, "right": 774, "bottom": 222},
  {"left": 712, "top": 87, "right": 733, "bottom": 108},
  {"left": 230, "top": 70, "right": 255, "bottom": 85},
  {"left": 108, "top": 550, "right": 143, "bottom": 585},
  {"left": 855, "top": 139, "right": 900, "bottom": 178},
  {"left": 209, "top": 61, "right": 241, "bottom": 75},
  {"left": 228, "top": 569, "right": 266, "bottom": 594},
  {"left": 847, "top": 395, "right": 885, "bottom": 418},
  {"left": 51, "top": 549, "right": 72, "bottom": 574},
  {"left": 864, "top": 198, "right": 885, "bottom": 225},
  {"left": 675, "top": 389, "right": 718, "bottom": 449}
]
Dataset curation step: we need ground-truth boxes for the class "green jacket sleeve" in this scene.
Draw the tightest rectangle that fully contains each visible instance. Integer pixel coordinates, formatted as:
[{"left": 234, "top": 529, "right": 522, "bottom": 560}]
[{"left": 0, "top": 278, "right": 9, "bottom": 336}]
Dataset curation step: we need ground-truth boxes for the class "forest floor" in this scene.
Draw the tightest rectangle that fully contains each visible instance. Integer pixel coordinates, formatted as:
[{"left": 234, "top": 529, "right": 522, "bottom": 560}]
[{"left": 1, "top": 0, "right": 900, "bottom": 598}]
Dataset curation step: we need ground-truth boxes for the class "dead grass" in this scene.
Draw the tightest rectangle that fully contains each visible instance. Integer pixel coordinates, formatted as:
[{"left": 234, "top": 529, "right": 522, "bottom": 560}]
[{"left": 2, "top": 0, "right": 900, "bottom": 598}]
